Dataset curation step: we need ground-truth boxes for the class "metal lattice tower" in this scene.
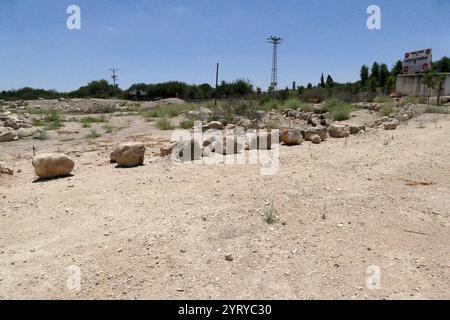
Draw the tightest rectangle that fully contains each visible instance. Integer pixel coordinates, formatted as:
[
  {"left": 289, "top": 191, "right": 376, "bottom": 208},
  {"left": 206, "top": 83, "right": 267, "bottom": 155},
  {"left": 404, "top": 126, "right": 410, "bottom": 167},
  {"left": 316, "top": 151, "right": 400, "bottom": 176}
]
[
  {"left": 267, "top": 36, "right": 283, "bottom": 91},
  {"left": 110, "top": 68, "right": 119, "bottom": 87}
]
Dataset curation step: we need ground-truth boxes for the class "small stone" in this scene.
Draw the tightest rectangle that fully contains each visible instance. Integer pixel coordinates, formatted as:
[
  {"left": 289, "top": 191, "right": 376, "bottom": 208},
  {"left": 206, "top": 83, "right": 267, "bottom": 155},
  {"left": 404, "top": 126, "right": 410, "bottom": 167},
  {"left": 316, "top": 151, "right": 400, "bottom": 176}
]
[{"left": 225, "top": 254, "right": 234, "bottom": 262}]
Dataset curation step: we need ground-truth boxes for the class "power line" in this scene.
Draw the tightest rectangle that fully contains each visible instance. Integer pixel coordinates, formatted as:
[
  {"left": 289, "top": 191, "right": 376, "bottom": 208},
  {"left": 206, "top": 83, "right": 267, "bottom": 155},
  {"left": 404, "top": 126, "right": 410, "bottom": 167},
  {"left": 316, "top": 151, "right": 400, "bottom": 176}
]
[
  {"left": 110, "top": 68, "right": 119, "bottom": 87},
  {"left": 266, "top": 36, "right": 283, "bottom": 91}
]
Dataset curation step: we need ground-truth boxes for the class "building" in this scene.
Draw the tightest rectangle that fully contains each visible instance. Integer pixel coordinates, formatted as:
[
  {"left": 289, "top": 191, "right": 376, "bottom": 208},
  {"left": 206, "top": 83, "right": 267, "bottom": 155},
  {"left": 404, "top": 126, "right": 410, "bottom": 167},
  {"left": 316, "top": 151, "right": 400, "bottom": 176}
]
[{"left": 396, "top": 73, "right": 450, "bottom": 97}]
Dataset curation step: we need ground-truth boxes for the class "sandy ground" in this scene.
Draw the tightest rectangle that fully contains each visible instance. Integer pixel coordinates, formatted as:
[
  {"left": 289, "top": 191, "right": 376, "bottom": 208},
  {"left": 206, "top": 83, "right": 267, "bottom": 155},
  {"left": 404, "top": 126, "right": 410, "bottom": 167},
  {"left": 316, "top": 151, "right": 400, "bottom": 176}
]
[{"left": 0, "top": 111, "right": 449, "bottom": 300}]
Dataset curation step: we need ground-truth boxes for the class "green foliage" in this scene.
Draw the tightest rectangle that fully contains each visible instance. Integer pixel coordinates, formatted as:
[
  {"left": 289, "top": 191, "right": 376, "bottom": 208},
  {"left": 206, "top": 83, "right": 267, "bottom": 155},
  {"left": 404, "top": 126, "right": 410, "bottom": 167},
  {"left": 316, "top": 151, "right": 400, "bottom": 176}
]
[
  {"left": 264, "top": 203, "right": 278, "bottom": 225},
  {"left": 360, "top": 65, "right": 369, "bottom": 87},
  {"left": 33, "top": 131, "right": 49, "bottom": 141},
  {"left": 424, "top": 105, "right": 449, "bottom": 114},
  {"left": 374, "top": 96, "right": 393, "bottom": 103},
  {"left": 86, "top": 128, "right": 101, "bottom": 138},
  {"left": 32, "top": 111, "right": 63, "bottom": 131},
  {"left": 80, "top": 116, "right": 107, "bottom": 128},
  {"left": 156, "top": 118, "right": 174, "bottom": 130},
  {"left": 380, "top": 104, "right": 398, "bottom": 117},
  {"left": 179, "top": 119, "right": 195, "bottom": 129},
  {"left": 68, "top": 80, "right": 122, "bottom": 99},
  {"left": 141, "top": 103, "right": 192, "bottom": 119},
  {"left": 103, "top": 125, "right": 114, "bottom": 133},
  {"left": 324, "top": 99, "right": 352, "bottom": 121}
]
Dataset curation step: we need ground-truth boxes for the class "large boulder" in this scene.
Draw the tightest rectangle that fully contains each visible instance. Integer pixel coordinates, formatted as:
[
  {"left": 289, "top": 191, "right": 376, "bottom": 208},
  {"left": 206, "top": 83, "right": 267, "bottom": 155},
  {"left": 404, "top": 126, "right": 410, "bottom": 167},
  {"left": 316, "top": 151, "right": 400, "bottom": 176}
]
[
  {"left": 0, "top": 127, "right": 18, "bottom": 142},
  {"left": 32, "top": 153, "right": 75, "bottom": 179},
  {"left": 16, "top": 127, "right": 44, "bottom": 139},
  {"left": 110, "top": 142, "right": 145, "bottom": 167},
  {"left": 172, "top": 139, "right": 203, "bottom": 161},
  {"left": 328, "top": 124, "right": 350, "bottom": 138},
  {"left": 304, "top": 125, "right": 328, "bottom": 141},
  {"left": 280, "top": 129, "right": 304, "bottom": 146}
]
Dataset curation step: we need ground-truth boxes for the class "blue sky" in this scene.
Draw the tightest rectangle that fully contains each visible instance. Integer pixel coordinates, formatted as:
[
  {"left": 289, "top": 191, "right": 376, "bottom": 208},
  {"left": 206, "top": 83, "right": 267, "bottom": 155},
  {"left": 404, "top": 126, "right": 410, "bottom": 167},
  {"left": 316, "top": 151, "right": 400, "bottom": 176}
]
[{"left": 1, "top": 0, "right": 449, "bottom": 91}]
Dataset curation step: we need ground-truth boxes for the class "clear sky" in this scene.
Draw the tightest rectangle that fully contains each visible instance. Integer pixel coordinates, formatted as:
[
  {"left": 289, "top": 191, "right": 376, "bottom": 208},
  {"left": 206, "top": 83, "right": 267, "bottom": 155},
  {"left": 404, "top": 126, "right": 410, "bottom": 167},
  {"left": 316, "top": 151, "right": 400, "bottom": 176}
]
[{"left": 1, "top": 0, "right": 449, "bottom": 92}]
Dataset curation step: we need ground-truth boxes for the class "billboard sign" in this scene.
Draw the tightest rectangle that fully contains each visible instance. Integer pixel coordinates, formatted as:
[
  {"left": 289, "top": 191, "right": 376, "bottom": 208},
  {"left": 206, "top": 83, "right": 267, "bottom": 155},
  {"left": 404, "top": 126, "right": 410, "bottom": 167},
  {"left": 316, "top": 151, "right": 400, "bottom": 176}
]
[{"left": 402, "top": 49, "right": 432, "bottom": 74}]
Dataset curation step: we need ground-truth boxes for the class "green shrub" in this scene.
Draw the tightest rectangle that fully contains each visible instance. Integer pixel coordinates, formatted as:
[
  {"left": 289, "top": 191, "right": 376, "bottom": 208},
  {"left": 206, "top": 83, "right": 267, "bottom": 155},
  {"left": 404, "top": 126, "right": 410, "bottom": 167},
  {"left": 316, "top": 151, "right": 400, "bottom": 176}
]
[
  {"left": 380, "top": 104, "right": 398, "bottom": 117},
  {"left": 425, "top": 105, "right": 449, "bottom": 114},
  {"left": 179, "top": 119, "right": 195, "bottom": 129},
  {"left": 324, "top": 99, "right": 352, "bottom": 121},
  {"left": 374, "top": 96, "right": 393, "bottom": 103},
  {"left": 32, "top": 111, "right": 63, "bottom": 131},
  {"left": 156, "top": 118, "right": 174, "bottom": 130}
]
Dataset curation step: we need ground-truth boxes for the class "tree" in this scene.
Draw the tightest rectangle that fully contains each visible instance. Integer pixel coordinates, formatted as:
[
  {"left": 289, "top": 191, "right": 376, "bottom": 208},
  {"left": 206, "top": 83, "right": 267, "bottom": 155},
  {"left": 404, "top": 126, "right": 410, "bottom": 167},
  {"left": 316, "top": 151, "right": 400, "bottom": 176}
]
[
  {"left": 422, "top": 70, "right": 437, "bottom": 103},
  {"left": 368, "top": 76, "right": 378, "bottom": 93},
  {"left": 360, "top": 65, "right": 369, "bottom": 87},
  {"left": 370, "top": 62, "right": 380, "bottom": 82},
  {"left": 436, "top": 74, "right": 446, "bottom": 105},
  {"left": 326, "top": 75, "right": 335, "bottom": 88},
  {"left": 379, "top": 64, "right": 390, "bottom": 88},
  {"left": 391, "top": 60, "right": 403, "bottom": 77},
  {"left": 385, "top": 75, "right": 396, "bottom": 94},
  {"left": 307, "top": 83, "right": 313, "bottom": 90},
  {"left": 433, "top": 56, "right": 450, "bottom": 73},
  {"left": 320, "top": 73, "right": 325, "bottom": 88}
]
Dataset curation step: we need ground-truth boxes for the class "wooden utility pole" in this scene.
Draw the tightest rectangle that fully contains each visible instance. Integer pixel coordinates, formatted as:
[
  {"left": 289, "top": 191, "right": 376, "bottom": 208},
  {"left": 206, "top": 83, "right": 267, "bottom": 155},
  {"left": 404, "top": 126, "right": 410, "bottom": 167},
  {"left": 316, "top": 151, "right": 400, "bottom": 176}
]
[{"left": 215, "top": 63, "right": 219, "bottom": 106}]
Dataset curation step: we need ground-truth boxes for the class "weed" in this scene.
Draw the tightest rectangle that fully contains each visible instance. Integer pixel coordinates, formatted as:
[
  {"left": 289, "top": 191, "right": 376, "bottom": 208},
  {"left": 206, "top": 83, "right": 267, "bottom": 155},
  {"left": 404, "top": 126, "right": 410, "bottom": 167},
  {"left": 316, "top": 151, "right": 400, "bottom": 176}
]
[
  {"left": 86, "top": 128, "right": 101, "bottom": 139},
  {"left": 156, "top": 118, "right": 174, "bottom": 130},
  {"left": 264, "top": 202, "right": 278, "bottom": 225},
  {"left": 33, "top": 131, "right": 49, "bottom": 141}
]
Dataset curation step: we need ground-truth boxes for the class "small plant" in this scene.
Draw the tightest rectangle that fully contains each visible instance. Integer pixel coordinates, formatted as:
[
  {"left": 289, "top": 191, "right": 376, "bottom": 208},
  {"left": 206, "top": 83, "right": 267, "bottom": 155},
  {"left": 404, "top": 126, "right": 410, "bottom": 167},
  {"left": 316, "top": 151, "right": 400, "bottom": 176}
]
[
  {"left": 416, "top": 122, "right": 426, "bottom": 129},
  {"left": 179, "top": 119, "right": 195, "bottom": 129},
  {"left": 32, "top": 111, "right": 63, "bottom": 131},
  {"left": 86, "top": 128, "right": 101, "bottom": 138},
  {"left": 103, "top": 125, "right": 114, "bottom": 133},
  {"left": 380, "top": 104, "right": 398, "bottom": 117},
  {"left": 425, "top": 105, "right": 449, "bottom": 114},
  {"left": 80, "top": 116, "right": 107, "bottom": 128},
  {"left": 264, "top": 202, "right": 278, "bottom": 225},
  {"left": 374, "top": 96, "right": 393, "bottom": 103},
  {"left": 156, "top": 118, "right": 174, "bottom": 130},
  {"left": 383, "top": 136, "right": 394, "bottom": 146},
  {"left": 33, "top": 131, "right": 49, "bottom": 141},
  {"left": 324, "top": 99, "right": 352, "bottom": 121}
]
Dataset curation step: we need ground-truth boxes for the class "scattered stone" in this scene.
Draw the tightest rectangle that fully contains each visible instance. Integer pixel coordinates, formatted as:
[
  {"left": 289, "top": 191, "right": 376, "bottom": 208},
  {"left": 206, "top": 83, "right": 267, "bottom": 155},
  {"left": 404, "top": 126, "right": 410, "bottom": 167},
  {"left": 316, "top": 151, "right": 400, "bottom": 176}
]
[
  {"left": 110, "top": 142, "right": 145, "bottom": 167},
  {"left": 172, "top": 139, "right": 203, "bottom": 161},
  {"left": 0, "top": 164, "right": 14, "bottom": 176},
  {"left": 310, "top": 134, "right": 321, "bottom": 144},
  {"left": 208, "top": 121, "right": 224, "bottom": 130},
  {"left": 349, "top": 124, "right": 366, "bottom": 135},
  {"left": 0, "top": 127, "right": 18, "bottom": 142},
  {"left": 383, "top": 119, "right": 400, "bottom": 131},
  {"left": 225, "top": 254, "right": 234, "bottom": 262},
  {"left": 245, "top": 132, "right": 274, "bottom": 150},
  {"left": 160, "top": 143, "right": 177, "bottom": 157},
  {"left": 304, "top": 125, "right": 328, "bottom": 141},
  {"left": 280, "top": 129, "right": 304, "bottom": 146},
  {"left": 32, "top": 153, "right": 75, "bottom": 179},
  {"left": 215, "top": 136, "right": 244, "bottom": 155},
  {"left": 328, "top": 124, "right": 350, "bottom": 138}
]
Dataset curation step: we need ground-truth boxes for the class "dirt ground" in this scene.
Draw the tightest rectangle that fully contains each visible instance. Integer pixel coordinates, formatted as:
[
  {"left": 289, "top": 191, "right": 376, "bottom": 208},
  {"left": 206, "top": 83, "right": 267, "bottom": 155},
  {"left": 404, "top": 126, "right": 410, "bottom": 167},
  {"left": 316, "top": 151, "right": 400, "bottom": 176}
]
[{"left": 0, "top": 110, "right": 449, "bottom": 300}]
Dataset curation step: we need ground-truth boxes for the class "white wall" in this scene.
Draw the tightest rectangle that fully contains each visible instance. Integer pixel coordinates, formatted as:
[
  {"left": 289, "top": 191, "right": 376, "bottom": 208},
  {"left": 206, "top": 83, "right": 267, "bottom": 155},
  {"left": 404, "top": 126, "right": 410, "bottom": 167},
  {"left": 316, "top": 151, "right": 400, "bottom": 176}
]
[{"left": 396, "top": 74, "right": 450, "bottom": 97}]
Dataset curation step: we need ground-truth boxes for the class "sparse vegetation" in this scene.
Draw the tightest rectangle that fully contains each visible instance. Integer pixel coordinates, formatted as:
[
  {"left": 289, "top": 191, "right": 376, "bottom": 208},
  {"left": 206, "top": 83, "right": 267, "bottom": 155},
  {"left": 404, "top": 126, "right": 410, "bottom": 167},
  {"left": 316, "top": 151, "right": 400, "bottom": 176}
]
[
  {"left": 380, "top": 104, "right": 398, "bottom": 117},
  {"left": 264, "top": 202, "right": 278, "bottom": 225},
  {"left": 32, "top": 111, "right": 63, "bottom": 131},
  {"left": 324, "top": 99, "right": 352, "bottom": 121},
  {"left": 103, "top": 125, "right": 114, "bottom": 133},
  {"left": 156, "top": 118, "right": 174, "bottom": 130},
  {"left": 86, "top": 128, "right": 101, "bottom": 138},
  {"left": 179, "top": 119, "right": 195, "bottom": 129},
  {"left": 79, "top": 116, "right": 107, "bottom": 128},
  {"left": 424, "top": 105, "right": 449, "bottom": 114},
  {"left": 33, "top": 131, "right": 49, "bottom": 141}
]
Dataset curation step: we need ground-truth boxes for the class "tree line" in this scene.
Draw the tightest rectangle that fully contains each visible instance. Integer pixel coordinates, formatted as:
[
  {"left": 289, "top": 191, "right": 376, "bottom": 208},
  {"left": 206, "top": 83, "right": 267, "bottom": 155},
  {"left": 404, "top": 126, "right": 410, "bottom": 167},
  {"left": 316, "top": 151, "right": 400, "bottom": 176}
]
[{"left": 1, "top": 57, "right": 448, "bottom": 101}]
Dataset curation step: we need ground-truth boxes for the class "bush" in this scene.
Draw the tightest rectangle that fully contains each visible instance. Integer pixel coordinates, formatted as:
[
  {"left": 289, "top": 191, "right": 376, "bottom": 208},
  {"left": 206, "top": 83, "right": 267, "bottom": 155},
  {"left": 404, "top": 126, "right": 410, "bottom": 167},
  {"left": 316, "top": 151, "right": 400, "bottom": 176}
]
[
  {"left": 380, "top": 104, "right": 397, "bottom": 117},
  {"left": 324, "top": 99, "right": 352, "bottom": 121},
  {"left": 80, "top": 116, "right": 107, "bottom": 128},
  {"left": 32, "top": 111, "right": 63, "bottom": 131},
  {"left": 179, "top": 119, "right": 195, "bottom": 129},
  {"left": 425, "top": 106, "right": 449, "bottom": 114},
  {"left": 156, "top": 118, "right": 174, "bottom": 130}
]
